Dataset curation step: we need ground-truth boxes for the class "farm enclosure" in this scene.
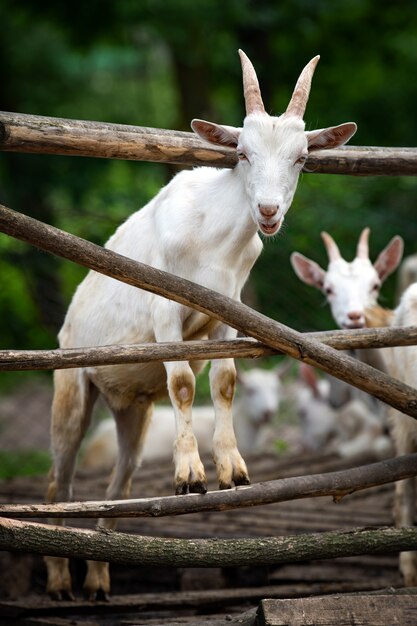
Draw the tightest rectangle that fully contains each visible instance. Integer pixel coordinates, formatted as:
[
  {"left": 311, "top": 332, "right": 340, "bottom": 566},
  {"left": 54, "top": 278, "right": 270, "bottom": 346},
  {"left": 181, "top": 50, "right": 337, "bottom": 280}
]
[{"left": 1, "top": 111, "right": 417, "bottom": 624}]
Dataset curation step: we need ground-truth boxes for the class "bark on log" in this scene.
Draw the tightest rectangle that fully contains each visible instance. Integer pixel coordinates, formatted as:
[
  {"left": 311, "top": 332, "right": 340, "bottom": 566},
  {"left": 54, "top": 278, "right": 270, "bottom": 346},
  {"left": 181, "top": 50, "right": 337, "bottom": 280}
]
[
  {"left": 1, "top": 203, "right": 417, "bottom": 418},
  {"left": 1, "top": 326, "right": 417, "bottom": 371},
  {"left": 0, "top": 518, "right": 416, "bottom": 567},
  {"left": 1, "top": 453, "right": 416, "bottom": 519},
  {"left": 1, "top": 111, "right": 417, "bottom": 175}
]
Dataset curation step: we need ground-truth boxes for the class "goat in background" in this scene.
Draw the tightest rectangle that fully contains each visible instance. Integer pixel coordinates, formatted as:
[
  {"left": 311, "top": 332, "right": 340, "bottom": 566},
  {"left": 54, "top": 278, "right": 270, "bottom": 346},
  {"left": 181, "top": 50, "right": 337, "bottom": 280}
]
[
  {"left": 291, "top": 228, "right": 403, "bottom": 409},
  {"left": 45, "top": 50, "right": 357, "bottom": 600},
  {"left": 292, "top": 229, "right": 417, "bottom": 586}
]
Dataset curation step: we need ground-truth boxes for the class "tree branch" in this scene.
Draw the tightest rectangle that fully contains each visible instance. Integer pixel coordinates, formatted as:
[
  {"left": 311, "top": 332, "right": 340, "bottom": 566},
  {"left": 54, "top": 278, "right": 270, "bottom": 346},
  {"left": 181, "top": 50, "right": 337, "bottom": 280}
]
[
  {"left": 0, "top": 518, "right": 416, "bottom": 567},
  {"left": 0, "top": 326, "right": 417, "bottom": 371},
  {"left": 1, "top": 454, "right": 416, "bottom": 519}
]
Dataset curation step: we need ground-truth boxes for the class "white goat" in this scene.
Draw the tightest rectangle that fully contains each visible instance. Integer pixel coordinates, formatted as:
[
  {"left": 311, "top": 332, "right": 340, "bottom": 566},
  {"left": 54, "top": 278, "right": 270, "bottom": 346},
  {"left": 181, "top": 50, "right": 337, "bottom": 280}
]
[
  {"left": 292, "top": 230, "right": 417, "bottom": 585},
  {"left": 45, "top": 50, "right": 356, "bottom": 600},
  {"left": 290, "top": 228, "right": 404, "bottom": 409},
  {"left": 291, "top": 227, "right": 403, "bottom": 331},
  {"left": 80, "top": 365, "right": 284, "bottom": 471}
]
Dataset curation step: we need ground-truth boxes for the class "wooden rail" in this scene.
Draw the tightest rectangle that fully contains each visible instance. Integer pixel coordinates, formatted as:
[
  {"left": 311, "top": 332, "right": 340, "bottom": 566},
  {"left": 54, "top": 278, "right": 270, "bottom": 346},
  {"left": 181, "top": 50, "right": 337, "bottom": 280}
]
[
  {"left": 1, "top": 203, "right": 417, "bottom": 419},
  {"left": 1, "top": 453, "right": 416, "bottom": 519},
  {"left": 1, "top": 518, "right": 416, "bottom": 568},
  {"left": 1, "top": 326, "right": 417, "bottom": 371},
  {"left": 2, "top": 111, "right": 417, "bottom": 175}
]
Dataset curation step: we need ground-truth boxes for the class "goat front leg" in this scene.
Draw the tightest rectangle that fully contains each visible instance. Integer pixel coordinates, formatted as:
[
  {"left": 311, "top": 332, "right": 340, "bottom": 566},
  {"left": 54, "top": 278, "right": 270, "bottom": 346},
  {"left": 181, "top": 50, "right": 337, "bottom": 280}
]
[
  {"left": 165, "top": 360, "right": 207, "bottom": 494},
  {"left": 153, "top": 301, "right": 206, "bottom": 494},
  {"left": 209, "top": 325, "right": 250, "bottom": 489}
]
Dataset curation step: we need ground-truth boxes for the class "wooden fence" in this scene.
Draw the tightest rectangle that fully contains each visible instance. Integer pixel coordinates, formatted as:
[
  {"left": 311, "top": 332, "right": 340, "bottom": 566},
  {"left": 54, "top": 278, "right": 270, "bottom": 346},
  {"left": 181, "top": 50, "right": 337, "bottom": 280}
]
[{"left": 1, "top": 110, "right": 417, "bottom": 568}]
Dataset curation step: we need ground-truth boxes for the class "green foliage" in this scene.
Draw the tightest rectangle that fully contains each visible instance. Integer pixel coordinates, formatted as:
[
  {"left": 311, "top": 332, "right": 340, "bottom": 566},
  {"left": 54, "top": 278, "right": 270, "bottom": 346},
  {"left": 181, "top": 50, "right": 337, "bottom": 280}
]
[{"left": 0, "top": 449, "right": 51, "bottom": 480}]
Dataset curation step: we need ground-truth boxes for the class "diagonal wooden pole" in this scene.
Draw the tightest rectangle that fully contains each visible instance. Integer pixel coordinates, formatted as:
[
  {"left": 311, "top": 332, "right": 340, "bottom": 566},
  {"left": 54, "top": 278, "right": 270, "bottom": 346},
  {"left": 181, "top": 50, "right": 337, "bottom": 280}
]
[{"left": 0, "top": 203, "right": 416, "bottom": 418}]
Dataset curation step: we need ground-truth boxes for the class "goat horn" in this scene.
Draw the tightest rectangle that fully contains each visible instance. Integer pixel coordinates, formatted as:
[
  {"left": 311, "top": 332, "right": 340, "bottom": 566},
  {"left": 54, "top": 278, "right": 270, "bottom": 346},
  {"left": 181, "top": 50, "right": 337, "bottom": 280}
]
[
  {"left": 238, "top": 49, "right": 265, "bottom": 116},
  {"left": 356, "top": 227, "right": 370, "bottom": 259},
  {"left": 285, "top": 55, "right": 320, "bottom": 118},
  {"left": 321, "top": 231, "right": 341, "bottom": 262}
]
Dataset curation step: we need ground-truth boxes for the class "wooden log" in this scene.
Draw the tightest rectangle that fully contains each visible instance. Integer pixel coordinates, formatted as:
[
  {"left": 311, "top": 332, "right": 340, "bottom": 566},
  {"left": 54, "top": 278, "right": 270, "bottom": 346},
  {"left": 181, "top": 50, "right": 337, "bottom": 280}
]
[
  {"left": 259, "top": 595, "right": 417, "bottom": 626},
  {"left": 1, "top": 326, "right": 417, "bottom": 371},
  {"left": 1, "top": 204, "right": 417, "bottom": 419},
  {"left": 0, "top": 111, "right": 235, "bottom": 168},
  {"left": 1, "top": 454, "right": 416, "bottom": 519},
  {"left": 2, "top": 111, "right": 417, "bottom": 175},
  {"left": 0, "top": 518, "right": 416, "bottom": 567}
]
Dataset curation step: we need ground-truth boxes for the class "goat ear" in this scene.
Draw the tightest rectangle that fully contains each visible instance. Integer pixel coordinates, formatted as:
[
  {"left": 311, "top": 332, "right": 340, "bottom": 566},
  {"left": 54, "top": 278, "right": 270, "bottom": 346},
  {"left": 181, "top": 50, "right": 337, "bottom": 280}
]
[
  {"left": 306, "top": 122, "right": 357, "bottom": 151},
  {"left": 290, "top": 252, "right": 326, "bottom": 290},
  {"left": 374, "top": 235, "right": 404, "bottom": 282},
  {"left": 191, "top": 119, "right": 241, "bottom": 148}
]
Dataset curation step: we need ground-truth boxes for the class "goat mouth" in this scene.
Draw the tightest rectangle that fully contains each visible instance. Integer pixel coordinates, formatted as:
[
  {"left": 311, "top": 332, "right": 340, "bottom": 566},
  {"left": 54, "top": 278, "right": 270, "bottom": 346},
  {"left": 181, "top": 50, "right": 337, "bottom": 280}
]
[
  {"left": 259, "top": 220, "right": 281, "bottom": 236},
  {"left": 342, "top": 322, "right": 365, "bottom": 330}
]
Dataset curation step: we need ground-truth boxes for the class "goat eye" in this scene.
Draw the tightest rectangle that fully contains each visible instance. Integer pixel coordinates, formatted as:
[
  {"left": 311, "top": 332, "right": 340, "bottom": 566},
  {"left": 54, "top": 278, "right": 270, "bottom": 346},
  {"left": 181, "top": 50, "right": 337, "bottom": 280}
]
[
  {"left": 295, "top": 154, "right": 307, "bottom": 166},
  {"left": 324, "top": 286, "right": 334, "bottom": 296},
  {"left": 237, "top": 151, "right": 248, "bottom": 162},
  {"left": 371, "top": 283, "right": 380, "bottom": 292}
]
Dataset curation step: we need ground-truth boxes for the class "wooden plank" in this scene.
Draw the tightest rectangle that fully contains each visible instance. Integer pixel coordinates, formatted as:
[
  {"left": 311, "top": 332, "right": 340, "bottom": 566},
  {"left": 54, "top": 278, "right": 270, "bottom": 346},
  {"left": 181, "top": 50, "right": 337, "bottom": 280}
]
[{"left": 259, "top": 594, "right": 417, "bottom": 625}]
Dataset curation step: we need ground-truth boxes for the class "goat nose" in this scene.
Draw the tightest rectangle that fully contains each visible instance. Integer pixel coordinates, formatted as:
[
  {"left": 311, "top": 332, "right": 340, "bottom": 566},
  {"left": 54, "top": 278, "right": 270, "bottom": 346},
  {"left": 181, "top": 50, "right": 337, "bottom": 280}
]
[
  {"left": 258, "top": 203, "right": 278, "bottom": 218},
  {"left": 348, "top": 311, "right": 363, "bottom": 321}
]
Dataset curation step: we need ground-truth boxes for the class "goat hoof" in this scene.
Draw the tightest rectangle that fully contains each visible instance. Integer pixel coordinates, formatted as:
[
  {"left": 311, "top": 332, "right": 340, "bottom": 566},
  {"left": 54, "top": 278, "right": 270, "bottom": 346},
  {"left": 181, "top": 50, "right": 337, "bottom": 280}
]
[
  {"left": 49, "top": 588, "right": 75, "bottom": 602},
  {"left": 84, "top": 588, "right": 110, "bottom": 602},
  {"left": 175, "top": 479, "right": 207, "bottom": 495},
  {"left": 175, "top": 481, "right": 189, "bottom": 495},
  {"left": 219, "top": 481, "right": 232, "bottom": 490},
  {"left": 234, "top": 474, "right": 251, "bottom": 487},
  {"left": 189, "top": 480, "right": 207, "bottom": 494}
]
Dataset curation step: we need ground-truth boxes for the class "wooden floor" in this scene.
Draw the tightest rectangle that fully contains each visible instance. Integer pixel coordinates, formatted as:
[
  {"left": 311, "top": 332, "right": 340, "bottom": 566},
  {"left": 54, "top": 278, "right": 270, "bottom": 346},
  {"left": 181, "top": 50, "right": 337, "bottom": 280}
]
[{"left": 0, "top": 450, "right": 415, "bottom": 625}]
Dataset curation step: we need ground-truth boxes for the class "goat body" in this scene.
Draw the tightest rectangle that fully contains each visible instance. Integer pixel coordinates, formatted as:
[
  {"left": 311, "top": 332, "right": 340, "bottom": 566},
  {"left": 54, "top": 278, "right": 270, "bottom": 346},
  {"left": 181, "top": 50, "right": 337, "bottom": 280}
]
[
  {"left": 45, "top": 50, "right": 356, "bottom": 600},
  {"left": 367, "top": 285, "right": 417, "bottom": 586},
  {"left": 292, "top": 228, "right": 416, "bottom": 585}
]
